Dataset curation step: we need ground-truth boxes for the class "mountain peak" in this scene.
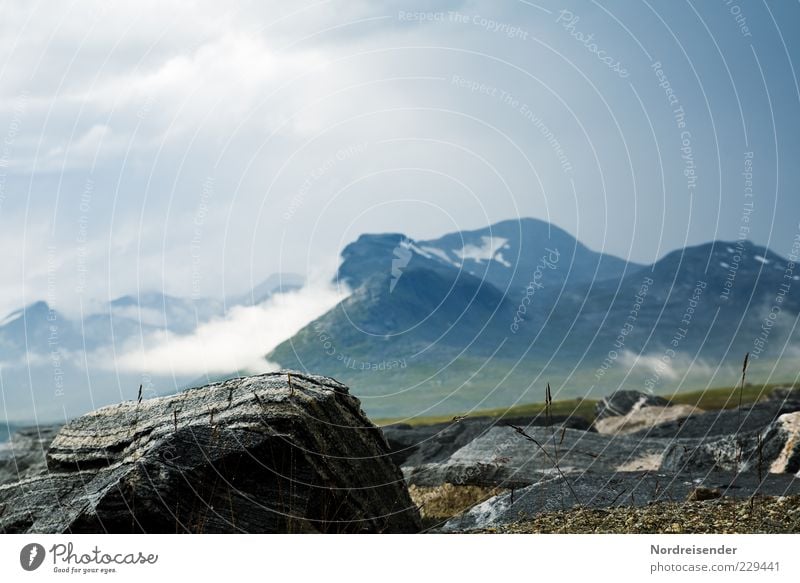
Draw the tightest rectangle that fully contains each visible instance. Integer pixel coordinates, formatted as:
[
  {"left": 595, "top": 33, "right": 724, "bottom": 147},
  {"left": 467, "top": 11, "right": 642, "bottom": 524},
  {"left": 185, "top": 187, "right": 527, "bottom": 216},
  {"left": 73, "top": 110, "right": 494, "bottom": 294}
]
[
  {"left": 0, "top": 301, "right": 52, "bottom": 327},
  {"left": 335, "top": 218, "right": 637, "bottom": 297}
]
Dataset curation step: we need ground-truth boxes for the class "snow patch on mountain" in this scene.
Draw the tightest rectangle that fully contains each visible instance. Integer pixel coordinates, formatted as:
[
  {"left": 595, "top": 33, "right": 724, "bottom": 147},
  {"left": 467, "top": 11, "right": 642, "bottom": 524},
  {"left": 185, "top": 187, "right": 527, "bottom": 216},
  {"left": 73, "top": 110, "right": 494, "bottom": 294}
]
[
  {"left": 419, "top": 245, "right": 461, "bottom": 267},
  {"left": 454, "top": 236, "right": 510, "bottom": 266},
  {"left": 494, "top": 252, "right": 512, "bottom": 267}
]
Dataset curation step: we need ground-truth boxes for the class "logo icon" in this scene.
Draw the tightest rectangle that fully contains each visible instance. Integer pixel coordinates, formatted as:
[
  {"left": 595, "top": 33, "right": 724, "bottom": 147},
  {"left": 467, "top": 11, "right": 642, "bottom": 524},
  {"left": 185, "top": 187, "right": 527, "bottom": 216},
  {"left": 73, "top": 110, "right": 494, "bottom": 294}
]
[
  {"left": 20, "top": 543, "right": 46, "bottom": 571},
  {"left": 390, "top": 239, "right": 413, "bottom": 293}
]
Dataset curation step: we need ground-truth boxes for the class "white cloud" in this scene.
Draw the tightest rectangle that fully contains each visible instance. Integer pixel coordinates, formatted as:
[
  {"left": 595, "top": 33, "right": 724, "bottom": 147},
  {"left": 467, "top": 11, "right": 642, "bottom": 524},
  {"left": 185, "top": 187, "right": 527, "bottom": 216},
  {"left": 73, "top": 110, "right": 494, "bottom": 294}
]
[
  {"left": 620, "top": 350, "right": 717, "bottom": 385},
  {"left": 39, "top": 124, "right": 125, "bottom": 171},
  {"left": 0, "top": 0, "right": 793, "bottom": 323},
  {"left": 109, "top": 281, "right": 347, "bottom": 375}
]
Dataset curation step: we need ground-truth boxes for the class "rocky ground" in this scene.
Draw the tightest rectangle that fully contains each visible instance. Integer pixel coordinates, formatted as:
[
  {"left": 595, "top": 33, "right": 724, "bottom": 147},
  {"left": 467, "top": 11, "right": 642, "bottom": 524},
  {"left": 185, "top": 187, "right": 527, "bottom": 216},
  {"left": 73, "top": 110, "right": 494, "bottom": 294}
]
[
  {"left": 472, "top": 495, "right": 800, "bottom": 533},
  {"left": 2, "top": 378, "right": 799, "bottom": 533},
  {"left": 386, "top": 387, "right": 800, "bottom": 532}
]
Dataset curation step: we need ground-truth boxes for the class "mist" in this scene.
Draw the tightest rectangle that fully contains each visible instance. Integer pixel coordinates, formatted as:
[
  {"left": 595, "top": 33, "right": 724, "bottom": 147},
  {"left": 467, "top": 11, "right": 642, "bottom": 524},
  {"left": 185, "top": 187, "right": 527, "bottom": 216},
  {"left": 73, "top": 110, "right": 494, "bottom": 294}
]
[{"left": 111, "top": 281, "right": 347, "bottom": 376}]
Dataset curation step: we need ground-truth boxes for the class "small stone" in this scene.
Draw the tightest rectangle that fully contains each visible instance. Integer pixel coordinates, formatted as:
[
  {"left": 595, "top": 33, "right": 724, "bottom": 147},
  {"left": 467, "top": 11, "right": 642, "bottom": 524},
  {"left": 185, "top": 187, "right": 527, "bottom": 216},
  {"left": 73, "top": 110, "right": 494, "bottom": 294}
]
[{"left": 687, "top": 487, "right": 722, "bottom": 502}]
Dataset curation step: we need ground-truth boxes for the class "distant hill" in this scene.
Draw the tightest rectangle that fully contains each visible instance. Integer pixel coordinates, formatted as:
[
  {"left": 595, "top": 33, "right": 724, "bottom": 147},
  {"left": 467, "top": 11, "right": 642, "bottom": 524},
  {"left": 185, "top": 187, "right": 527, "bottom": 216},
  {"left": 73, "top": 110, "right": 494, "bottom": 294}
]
[{"left": 0, "top": 274, "right": 302, "bottom": 422}]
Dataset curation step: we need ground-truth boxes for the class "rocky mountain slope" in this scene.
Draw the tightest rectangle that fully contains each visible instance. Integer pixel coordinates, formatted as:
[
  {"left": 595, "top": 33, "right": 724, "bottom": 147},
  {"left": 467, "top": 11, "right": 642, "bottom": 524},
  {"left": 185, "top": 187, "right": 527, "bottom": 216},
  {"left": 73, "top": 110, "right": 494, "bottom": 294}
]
[{"left": 269, "top": 219, "right": 800, "bottom": 418}]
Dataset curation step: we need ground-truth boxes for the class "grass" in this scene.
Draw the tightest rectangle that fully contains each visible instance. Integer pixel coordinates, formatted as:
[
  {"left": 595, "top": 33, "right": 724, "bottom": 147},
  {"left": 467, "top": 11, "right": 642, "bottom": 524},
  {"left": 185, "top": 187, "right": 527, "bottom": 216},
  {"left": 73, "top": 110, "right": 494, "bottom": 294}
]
[{"left": 376, "top": 381, "right": 793, "bottom": 427}]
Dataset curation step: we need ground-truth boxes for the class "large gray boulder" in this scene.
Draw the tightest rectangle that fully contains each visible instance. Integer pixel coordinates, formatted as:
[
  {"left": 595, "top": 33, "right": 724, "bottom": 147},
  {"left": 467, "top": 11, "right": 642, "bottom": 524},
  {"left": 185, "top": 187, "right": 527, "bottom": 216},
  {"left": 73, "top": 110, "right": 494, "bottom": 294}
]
[
  {"left": 441, "top": 470, "right": 800, "bottom": 532},
  {"left": 0, "top": 372, "right": 421, "bottom": 533},
  {"left": 661, "top": 411, "right": 800, "bottom": 475}
]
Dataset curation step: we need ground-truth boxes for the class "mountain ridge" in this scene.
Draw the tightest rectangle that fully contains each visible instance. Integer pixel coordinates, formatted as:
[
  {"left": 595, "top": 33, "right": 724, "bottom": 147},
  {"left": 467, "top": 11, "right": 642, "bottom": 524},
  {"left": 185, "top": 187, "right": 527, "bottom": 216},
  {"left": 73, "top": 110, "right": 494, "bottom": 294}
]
[{"left": 268, "top": 218, "right": 800, "bottom": 418}]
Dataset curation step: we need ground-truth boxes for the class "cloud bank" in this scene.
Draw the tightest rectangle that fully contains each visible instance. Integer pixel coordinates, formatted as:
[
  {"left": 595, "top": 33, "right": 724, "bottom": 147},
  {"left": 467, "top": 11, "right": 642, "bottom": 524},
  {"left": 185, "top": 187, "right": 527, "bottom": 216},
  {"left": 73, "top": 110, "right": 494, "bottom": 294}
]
[{"left": 112, "top": 282, "right": 347, "bottom": 376}]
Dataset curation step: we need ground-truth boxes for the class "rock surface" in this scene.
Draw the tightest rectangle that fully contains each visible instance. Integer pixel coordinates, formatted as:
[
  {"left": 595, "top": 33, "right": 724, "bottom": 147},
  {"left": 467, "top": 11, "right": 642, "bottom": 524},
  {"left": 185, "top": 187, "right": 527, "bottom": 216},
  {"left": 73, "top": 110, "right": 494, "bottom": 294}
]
[
  {"left": 382, "top": 413, "right": 592, "bottom": 467},
  {"left": 630, "top": 400, "right": 800, "bottom": 439},
  {"left": 0, "top": 425, "right": 60, "bottom": 486},
  {"left": 0, "top": 372, "right": 421, "bottom": 534},
  {"left": 442, "top": 470, "right": 800, "bottom": 532},
  {"left": 769, "top": 387, "right": 800, "bottom": 403},
  {"left": 595, "top": 390, "right": 669, "bottom": 420},
  {"left": 404, "top": 425, "right": 687, "bottom": 488},
  {"left": 594, "top": 405, "right": 699, "bottom": 435},
  {"left": 661, "top": 412, "right": 800, "bottom": 475},
  {"left": 466, "top": 495, "right": 800, "bottom": 534}
]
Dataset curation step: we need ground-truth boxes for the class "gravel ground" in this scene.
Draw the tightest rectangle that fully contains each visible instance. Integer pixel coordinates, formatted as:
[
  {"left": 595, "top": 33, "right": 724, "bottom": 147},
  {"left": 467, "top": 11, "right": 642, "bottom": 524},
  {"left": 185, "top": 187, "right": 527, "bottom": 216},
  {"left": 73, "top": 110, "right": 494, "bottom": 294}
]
[
  {"left": 471, "top": 496, "right": 800, "bottom": 534},
  {"left": 408, "top": 484, "right": 506, "bottom": 529}
]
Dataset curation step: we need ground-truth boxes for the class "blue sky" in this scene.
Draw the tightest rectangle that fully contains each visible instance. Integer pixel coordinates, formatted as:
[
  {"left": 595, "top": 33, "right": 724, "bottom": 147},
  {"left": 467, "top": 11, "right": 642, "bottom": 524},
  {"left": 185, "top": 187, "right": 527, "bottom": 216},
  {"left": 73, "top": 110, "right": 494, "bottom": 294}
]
[{"left": 0, "top": 0, "right": 798, "bottom": 315}]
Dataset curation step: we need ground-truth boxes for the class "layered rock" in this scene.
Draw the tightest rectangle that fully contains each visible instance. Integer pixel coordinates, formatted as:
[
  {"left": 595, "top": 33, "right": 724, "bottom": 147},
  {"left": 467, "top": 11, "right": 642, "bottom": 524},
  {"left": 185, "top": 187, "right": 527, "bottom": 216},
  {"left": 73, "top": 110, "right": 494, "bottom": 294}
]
[
  {"left": 404, "top": 425, "right": 684, "bottom": 488},
  {"left": 0, "top": 372, "right": 420, "bottom": 534},
  {"left": 661, "top": 411, "right": 800, "bottom": 475},
  {"left": 382, "top": 413, "right": 592, "bottom": 467},
  {"left": 632, "top": 400, "right": 800, "bottom": 439}
]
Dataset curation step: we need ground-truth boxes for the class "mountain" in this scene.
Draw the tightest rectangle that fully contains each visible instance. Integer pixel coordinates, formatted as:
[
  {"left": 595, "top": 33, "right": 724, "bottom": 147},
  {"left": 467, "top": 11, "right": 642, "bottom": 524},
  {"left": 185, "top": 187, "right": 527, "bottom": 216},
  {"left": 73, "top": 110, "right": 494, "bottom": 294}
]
[
  {"left": 327, "top": 218, "right": 640, "bottom": 372},
  {"left": 338, "top": 218, "right": 637, "bottom": 295},
  {"left": 269, "top": 220, "right": 800, "bottom": 418},
  {"left": 0, "top": 273, "right": 303, "bottom": 422},
  {"left": 230, "top": 273, "right": 305, "bottom": 306},
  {"left": 0, "top": 301, "right": 75, "bottom": 358},
  {"left": 107, "top": 292, "right": 225, "bottom": 335}
]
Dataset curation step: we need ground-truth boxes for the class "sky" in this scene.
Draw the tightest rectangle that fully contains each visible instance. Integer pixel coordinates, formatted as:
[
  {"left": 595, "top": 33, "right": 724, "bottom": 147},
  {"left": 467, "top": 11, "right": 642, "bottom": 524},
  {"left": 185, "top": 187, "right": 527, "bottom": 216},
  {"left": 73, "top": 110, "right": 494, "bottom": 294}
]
[{"left": 0, "top": 0, "right": 798, "bottom": 317}]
